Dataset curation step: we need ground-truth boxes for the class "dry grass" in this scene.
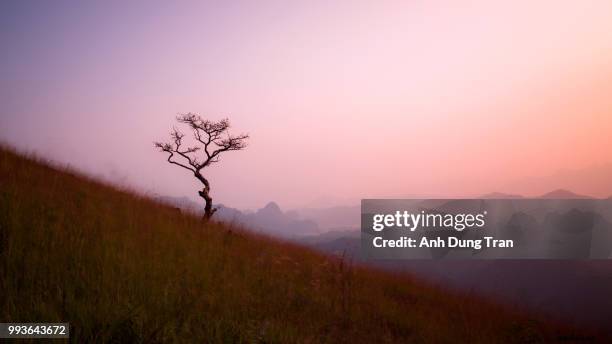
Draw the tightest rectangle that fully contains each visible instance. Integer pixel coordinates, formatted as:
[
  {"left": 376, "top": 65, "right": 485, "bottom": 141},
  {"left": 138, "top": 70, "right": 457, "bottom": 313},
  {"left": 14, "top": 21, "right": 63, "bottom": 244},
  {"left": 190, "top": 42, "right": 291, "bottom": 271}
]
[{"left": 0, "top": 146, "right": 597, "bottom": 343}]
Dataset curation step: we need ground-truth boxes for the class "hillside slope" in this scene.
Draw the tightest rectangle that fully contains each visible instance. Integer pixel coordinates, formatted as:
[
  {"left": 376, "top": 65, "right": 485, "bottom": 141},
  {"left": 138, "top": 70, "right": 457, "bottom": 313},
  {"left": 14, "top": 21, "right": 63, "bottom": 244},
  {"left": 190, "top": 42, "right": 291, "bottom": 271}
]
[{"left": 0, "top": 147, "right": 590, "bottom": 343}]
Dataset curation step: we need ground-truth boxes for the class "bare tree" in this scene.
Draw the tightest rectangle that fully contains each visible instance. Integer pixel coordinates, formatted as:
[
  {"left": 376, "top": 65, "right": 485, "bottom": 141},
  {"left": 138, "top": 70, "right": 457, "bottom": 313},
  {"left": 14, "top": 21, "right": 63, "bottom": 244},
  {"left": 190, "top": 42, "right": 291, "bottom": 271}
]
[{"left": 155, "top": 113, "right": 248, "bottom": 220}]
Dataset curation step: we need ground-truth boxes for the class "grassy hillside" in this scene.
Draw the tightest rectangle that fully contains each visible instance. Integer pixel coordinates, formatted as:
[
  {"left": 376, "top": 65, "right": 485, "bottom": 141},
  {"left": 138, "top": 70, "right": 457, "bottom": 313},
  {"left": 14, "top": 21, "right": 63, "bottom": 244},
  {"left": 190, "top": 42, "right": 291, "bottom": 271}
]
[{"left": 0, "top": 147, "right": 591, "bottom": 343}]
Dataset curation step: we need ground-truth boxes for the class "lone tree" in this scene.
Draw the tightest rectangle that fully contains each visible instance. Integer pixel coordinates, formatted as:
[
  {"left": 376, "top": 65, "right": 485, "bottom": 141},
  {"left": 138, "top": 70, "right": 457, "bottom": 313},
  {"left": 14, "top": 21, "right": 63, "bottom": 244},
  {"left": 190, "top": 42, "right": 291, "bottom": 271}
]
[{"left": 155, "top": 113, "right": 248, "bottom": 220}]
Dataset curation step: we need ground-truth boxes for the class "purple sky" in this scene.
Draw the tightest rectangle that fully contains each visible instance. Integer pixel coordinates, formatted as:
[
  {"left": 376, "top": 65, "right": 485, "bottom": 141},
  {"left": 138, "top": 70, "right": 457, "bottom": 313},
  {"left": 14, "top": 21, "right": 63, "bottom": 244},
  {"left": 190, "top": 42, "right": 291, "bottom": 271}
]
[{"left": 2, "top": 1, "right": 612, "bottom": 209}]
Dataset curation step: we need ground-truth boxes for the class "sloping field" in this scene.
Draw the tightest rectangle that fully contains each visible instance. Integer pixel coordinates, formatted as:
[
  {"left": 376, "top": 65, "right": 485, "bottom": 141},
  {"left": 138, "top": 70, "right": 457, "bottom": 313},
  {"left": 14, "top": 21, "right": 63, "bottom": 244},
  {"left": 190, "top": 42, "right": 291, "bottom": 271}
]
[{"left": 0, "top": 147, "right": 592, "bottom": 343}]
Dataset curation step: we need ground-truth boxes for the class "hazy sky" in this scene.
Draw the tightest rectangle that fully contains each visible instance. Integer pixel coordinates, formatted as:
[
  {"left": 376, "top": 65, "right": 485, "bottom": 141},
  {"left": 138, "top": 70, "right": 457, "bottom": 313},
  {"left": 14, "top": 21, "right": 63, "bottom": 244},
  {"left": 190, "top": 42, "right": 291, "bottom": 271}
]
[{"left": 2, "top": 1, "right": 612, "bottom": 209}]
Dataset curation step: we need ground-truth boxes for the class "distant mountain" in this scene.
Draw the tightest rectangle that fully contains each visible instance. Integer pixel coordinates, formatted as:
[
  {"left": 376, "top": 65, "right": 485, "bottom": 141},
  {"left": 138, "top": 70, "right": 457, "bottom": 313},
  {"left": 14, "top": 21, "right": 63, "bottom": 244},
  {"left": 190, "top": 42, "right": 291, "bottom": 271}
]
[
  {"left": 256, "top": 201, "right": 284, "bottom": 219},
  {"left": 538, "top": 189, "right": 592, "bottom": 199},
  {"left": 480, "top": 192, "right": 524, "bottom": 199},
  {"left": 216, "top": 202, "right": 320, "bottom": 238},
  {"left": 503, "top": 163, "right": 612, "bottom": 198}
]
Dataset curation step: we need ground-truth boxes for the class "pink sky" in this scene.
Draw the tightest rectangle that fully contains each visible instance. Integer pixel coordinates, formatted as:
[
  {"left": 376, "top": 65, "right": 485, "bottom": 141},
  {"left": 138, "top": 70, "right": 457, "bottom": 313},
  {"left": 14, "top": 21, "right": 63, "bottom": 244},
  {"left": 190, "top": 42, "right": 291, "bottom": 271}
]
[{"left": 1, "top": 1, "right": 612, "bottom": 209}]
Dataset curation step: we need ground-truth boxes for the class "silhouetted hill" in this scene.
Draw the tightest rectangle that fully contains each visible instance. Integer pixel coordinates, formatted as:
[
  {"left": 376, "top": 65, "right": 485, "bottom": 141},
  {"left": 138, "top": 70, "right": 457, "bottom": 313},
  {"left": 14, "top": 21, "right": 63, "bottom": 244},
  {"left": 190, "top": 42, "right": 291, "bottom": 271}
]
[
  {"left": 539, "top": 189, "right": 592, "bottom": 199},
  {"left": 505, "top": 164, "right": 612, "bottom": 198},
  {"left": 257, "top": 201, "right": 283, "bottom": 217}
]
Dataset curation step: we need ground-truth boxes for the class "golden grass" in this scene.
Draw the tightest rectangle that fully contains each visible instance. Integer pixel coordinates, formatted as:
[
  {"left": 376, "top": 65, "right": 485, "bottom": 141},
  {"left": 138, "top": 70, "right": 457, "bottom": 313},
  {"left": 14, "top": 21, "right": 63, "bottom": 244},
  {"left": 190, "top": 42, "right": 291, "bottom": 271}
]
[{"left": 0, "top": 146, "right": 595, "bottom": 343}]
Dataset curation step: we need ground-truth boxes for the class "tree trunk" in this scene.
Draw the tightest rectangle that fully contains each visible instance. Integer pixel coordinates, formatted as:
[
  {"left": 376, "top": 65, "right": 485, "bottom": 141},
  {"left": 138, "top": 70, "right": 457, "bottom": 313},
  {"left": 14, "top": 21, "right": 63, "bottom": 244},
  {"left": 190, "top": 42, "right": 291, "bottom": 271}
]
[
  {"left": 199, "top": 186, "right": 216, "bottom": 220},
  {"left": 196, "top": 173, "right": 216, "bottom": 220}
]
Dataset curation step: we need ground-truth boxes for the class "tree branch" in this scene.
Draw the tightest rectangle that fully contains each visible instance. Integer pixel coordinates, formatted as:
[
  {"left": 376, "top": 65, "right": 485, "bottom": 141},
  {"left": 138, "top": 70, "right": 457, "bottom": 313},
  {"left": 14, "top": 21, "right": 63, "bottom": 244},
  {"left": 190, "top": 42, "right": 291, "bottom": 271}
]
[{"left": 154, "top": 142, "right": 196, "bottom": 173}]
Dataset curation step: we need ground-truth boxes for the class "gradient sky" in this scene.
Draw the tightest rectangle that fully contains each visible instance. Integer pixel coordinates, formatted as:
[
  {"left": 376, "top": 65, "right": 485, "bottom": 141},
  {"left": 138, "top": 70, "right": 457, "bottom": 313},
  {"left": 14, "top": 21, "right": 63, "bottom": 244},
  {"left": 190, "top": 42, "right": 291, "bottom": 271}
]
[{"left": 2, "top": 1, "right": 612, "bottom": 209}]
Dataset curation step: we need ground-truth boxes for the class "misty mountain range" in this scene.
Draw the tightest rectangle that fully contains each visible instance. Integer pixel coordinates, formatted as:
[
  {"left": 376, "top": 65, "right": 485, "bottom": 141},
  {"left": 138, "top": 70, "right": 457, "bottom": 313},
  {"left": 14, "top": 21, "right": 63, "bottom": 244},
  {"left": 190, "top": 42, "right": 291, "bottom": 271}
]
[{"left": 158, "top": 189, "right": 607, "bottom": 239}]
